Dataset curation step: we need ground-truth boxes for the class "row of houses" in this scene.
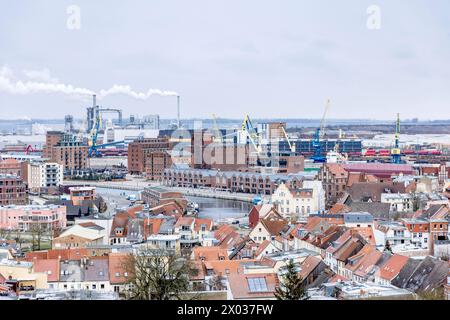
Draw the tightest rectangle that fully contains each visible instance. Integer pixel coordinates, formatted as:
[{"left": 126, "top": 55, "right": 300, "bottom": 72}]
[
  {"left": 0, "top": 249, "right": 130, "bottom": 296},
  {"left": 161, "top": 167, "right": 315, "bottom": 195}
]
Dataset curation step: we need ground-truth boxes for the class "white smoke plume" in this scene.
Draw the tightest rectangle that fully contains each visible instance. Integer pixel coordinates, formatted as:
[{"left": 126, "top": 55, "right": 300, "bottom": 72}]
[
  {"left": 98, "top": 85, "right": 179, "bottom": 99},
  {"left": 0, "top": 66, "right": 179, "bottom": 100},
  {"left": 23, "top": 68, "right": 60, "bottom": 84}
]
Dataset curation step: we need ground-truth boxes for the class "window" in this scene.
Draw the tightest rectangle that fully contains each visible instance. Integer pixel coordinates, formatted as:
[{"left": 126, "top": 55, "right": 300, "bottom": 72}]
[
  {"left": 101, "top": 284, "right": 105, "bottom": 289},
  {"left": 115, "top": 272, "right": 120, "bottom": 277}
]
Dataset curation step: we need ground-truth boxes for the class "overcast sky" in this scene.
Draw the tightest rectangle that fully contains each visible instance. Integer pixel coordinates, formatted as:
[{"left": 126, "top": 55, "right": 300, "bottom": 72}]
[{"left": 0, "top": 0, "right": 449, "bottom": 120}]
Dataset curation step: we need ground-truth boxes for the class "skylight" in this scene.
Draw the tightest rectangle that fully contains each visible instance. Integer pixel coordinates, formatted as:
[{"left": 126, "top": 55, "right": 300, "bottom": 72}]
[{"left": 247, "top": 277, "right": 268, "bottom": 292}]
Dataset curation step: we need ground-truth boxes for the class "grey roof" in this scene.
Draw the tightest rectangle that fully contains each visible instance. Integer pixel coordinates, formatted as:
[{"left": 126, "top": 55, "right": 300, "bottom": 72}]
[
  {"left": 126, "top": 219, "right": 145, "bottom": 243},
  {"left": 46, "top": 199, "right": 102, "bottom": 220},
  {"left": 348, "top": 202, "right": 391, "bottom": 220},
  {"left": 391, "top": 256, "right": 448, "bottom": 293},
  {"left": 59, "top": 260, "right": 84, "bottom": 282},
  {"left": 84, "top": 259, "right": 109, "bottom": 282},
  {"left": 158, "top": 217, "right": 176, "bottom": 234},
  {"left": 343, "top": 212, "right": 374, "bottom": 224}
]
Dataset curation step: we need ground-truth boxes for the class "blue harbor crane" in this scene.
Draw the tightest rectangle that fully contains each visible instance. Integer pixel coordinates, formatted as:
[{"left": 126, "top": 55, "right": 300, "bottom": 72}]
[{"left": 311, "top": 99, "right": 331, "bottom": 163}]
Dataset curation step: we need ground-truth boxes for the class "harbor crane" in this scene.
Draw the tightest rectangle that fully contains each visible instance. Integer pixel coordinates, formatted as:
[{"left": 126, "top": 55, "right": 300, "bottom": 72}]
[
  {"left": 212, "top": 113, "right": 223, "bottom": 143},
  {"left": 281, "top": 126, "right": 296, "bottom": 153},
  {"left": 88, "top": 108, "right": 125, "bottom": 157},
  {"left": 311, "top": 99, "right": 331, "bottom": 163},
  {"left": 242, "top": 114, "right": 261, "bottom": 153}
]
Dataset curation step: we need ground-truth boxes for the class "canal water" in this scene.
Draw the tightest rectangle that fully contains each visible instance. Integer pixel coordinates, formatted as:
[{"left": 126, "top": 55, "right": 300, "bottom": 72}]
[
  {"left": 96, "top": 187, "right": 252, "bottom": 221},
  {"left": 186, "top": 196, "right": 252, "bottom": 220}
]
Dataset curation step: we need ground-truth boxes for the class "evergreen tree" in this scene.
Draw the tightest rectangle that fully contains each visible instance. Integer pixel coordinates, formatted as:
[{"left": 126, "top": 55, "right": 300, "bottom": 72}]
[{"left": 275, "top": 259, "right": 308, "bottom": 300}]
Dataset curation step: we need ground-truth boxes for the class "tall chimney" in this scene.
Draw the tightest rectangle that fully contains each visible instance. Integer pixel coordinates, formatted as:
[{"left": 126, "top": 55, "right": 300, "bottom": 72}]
[
  {"left": 177, "top": 95, "right": 180, "bottom": 128},
  {"left": 93, "top": 94, "right": 97, "bottom": 108}
]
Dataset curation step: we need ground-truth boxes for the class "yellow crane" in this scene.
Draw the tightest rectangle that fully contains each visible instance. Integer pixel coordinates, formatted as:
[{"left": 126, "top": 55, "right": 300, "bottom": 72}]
[{"left": 242, "top": 114, "right": 261, "bottom": 153}]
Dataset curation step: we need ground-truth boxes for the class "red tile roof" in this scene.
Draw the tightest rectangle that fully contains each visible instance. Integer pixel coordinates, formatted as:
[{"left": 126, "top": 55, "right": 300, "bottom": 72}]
[
  {"left": 192, "top": 247, "right": 229, "bottom": 261},
  {"left": 108, "top": 252, "right": 130, "bottom": 285},
  {"left": 33, "top": 259, "right": 60, "bottom": 282},
  {"left": 194, "top": 218, "right": 213, "bottom": 232},
  {"left": 298, "top": 256, "right": 322, "bottom": 280},
  {"left": 203, "top": 259, "right": 255, "bottom": 276},
  {"left": 376, "top": 254, "right": 409, "bottom": 281}
]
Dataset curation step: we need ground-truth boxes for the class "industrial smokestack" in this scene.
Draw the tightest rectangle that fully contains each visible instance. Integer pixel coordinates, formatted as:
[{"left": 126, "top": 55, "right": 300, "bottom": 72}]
[
  {"left": 93, "top": 94, "right": 97, "bottom": 108},
  {"left": 177, "top": 95, "right": 181, "bottom": 128}
]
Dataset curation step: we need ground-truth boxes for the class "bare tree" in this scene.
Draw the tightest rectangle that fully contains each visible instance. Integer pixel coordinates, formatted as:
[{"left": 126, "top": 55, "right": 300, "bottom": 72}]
[
  {"left": 122, "top": 248, "right": 198, "bottom": 300},
  {"left": 13, "top": 231, "right": 25, "bottom": 250},
  {"left": 0, "top": 228, "right": 11, "bottom": 240},
  {"left": 29, "top": 224, "right": 47, "bottom": 251},
  {"left": 98, "top": 197, "right": 108, "bottom": 213},
  {"left": 208, "top": 274, "right": 226, "bottom": 291}
]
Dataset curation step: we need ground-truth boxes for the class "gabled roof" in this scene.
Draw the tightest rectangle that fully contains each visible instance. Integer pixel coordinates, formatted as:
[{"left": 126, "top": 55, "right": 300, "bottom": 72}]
[
  {"left": 326, "top": 229, "right": 353, "bottom": 254},
  {"left": 353, "top": 249, "right": 383, "bottom": 278},
  {"left": 214, "top": 225, "right": 236, "bottom": 242},
  {"left": 348, "top": 182, "right": 406, "bottom": 202},
  {"left": 352, "top": 227, "right": 376, "bottom": 246},
  {"left": 57, "top": 224, "right": 103, "bottom": 241},
  {"left": 391, "top": 256, "right": 448, "bottom": 292},
  {"left": 304, "top": 216, "right": 331, "bottom": 233},
  {"left": 254, "top": 240, "right": 273, "bottom": 258},
  {"left": 259, "top": 218, "right": 289, "bottom": 237},
  {"left": 325, "top": 163, "right": 348, "bottom": 177},
  {"left": 333, "top": 237, "right": 365, "bottom": 262},
  {"left": 298, "top": 256, "right": 323, "bottom": 280},
  {"left": 255, "top": 204, "right": 277, "bottom": 219},
  {"left": 175, "top": 216, "right": 195, "bottom": 228},
  {"left": 194, "top": 218, "right": 213, "bottom": 232},
  {"left": 110, "top": 212, "right": 131, "bottom": 237},
  {"left": 376, "top": 254, "right": 409, "bottom": 281},
  {"left": 219, "top": 231, "right": 243, "bottom": 250}
]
